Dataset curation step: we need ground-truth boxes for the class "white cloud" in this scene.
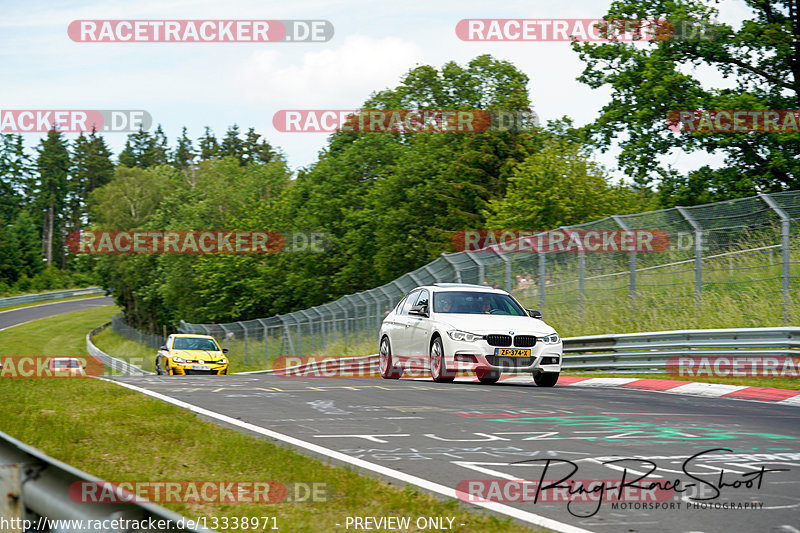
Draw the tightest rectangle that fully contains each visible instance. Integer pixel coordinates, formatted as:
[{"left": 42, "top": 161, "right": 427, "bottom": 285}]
[{"left": 238, "top": 34, "right": 425, "bottom": 108}]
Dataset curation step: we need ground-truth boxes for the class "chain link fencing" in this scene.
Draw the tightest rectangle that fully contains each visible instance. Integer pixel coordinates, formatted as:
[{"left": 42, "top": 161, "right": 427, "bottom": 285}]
[
  {"left": 175, "top": 191, "right": 800, "bottom": 366},
  {"left": 112, "top": 313, "right": 166, "bottom": 349}
]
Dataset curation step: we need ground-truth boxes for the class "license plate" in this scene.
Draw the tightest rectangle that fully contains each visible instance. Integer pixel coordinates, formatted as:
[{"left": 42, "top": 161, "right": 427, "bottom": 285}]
[
  {"left": 193, "top": 365, "right": 211, "bottom": 371},
  {"left": 495, "top": 348, "right": 531, "bottom": 357}
]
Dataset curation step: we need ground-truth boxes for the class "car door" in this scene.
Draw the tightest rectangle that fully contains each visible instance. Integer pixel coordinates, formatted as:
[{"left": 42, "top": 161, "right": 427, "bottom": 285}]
[
  {"left": 390, "top": 290, "right": 419, "bottom": 358},
  {"left": 407, "top": 289, "right": 432, "bottom": 359}
]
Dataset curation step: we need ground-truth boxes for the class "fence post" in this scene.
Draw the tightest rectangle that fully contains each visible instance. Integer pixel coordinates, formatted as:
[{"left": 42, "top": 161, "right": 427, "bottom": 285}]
[
  {"left": 463, "top": 252, "right": 484, "bottom": 284},
  {"left": 612, "top": 215, "right": 637, "bottom": 314},
  {"left": 278, "top": 316, "right": 294, "bottom": 357},
  {"left": 440, "top": 253, "right": 462, "bottom": 282},
  {"left": 491, "top": 249, "right": 512, "bottom": 292},
  {"left": 333, "top": 301, "right": 348, "bottom": 347},
  {"left": 237, "top": 321, "right": 248, "bottom": 363},
  {"left": 760, "top": 193, "right": 792, "bottom": 325},
  {"left": 561, "top": 227, "right": 585, "bottom": 318},
  {"left": 677, "top": 206, "right": 703, "bottom": 297},
  {"left": 257, "top": 318, "right": 269, "bottom": 364},
  {"left": 538, "top": 246, "right": 546, "bottom": 310}
]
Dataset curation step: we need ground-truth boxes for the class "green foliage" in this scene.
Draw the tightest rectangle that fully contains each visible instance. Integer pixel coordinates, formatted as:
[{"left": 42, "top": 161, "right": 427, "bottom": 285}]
[
  {"left": 572, "top": 0, "right": 800, "bottom": 202},
  {"left": 485, "top": 134, "right": 650, "bottom": 230}
]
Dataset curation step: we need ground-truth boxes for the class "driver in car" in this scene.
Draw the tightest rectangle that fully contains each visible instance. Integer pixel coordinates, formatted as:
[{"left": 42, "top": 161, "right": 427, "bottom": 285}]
[{"left": 439, "top": 295, "right": 453, "bottom": 313}]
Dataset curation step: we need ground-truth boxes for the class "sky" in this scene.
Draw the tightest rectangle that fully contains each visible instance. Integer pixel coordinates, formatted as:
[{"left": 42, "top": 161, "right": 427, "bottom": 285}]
[{"left": 1, "top": 0, "right": 753, "bottom": 181}]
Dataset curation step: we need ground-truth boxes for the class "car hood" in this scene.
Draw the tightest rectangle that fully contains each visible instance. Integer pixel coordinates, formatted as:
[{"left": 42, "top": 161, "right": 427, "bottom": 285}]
[
  {"left": 436, "top": 314, "right": 557, "bottom": 336},
  {"left": 169, "top": 350, "right": 225, "bottom": 361}
]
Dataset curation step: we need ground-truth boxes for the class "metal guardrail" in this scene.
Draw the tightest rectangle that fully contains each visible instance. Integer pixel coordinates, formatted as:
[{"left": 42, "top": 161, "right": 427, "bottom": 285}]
[
  {"left": 87, "top": 322, "right": 152, "bottom": 376},
  {"left": 562, "top": 327, "right": 800, "bottom": 371},
  {"left": 0, "top": 430, "right": 212, "bottom": 532},
  {"left": 0, "top": 287, "right": 105, "bottom": 309},
  {"left": 233, "top": 327, "right": 800, "bottom": 376}
]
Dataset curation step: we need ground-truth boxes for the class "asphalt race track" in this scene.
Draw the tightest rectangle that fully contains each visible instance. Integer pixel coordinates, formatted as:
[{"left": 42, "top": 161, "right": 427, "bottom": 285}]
[
  {"left": 110, "top": 373, "right": 800, "bottom": 533},
  {"left": 0, "top": 296, "right": 114, "bottom": 332}
]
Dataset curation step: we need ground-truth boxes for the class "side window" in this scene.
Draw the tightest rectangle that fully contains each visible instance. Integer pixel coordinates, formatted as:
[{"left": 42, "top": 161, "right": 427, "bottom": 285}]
[
  {"left": 415, "top": 290, "right": 430, "bottom": 310},
  {"left": 399, "top": 291, "right": 419, "bottom": 315}
]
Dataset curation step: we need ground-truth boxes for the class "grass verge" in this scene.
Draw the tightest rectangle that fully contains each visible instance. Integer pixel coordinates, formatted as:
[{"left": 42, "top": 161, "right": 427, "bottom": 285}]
[{"left": 0, "top": 308, "right": 539, "bottom": 532}]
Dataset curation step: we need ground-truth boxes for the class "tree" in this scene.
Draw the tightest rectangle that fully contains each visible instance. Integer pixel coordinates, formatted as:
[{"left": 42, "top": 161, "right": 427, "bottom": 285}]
[
  {"left": 70, "top": 130, "right": 114, "bottom": 229},
  {"left": 572, "top": 0, "right": 800, "bottom": 203},
  {"left": 0, "top": 134, "right": 30, "bottom": 221},
  {"left": 118, "top": 126, "right": 169, "bottom": 168},
  {"left": 485, "top": 135, "right": 647, "bottom": 230},
  {"left": 220, "top": 125, "right": 245, "bottom": 164},
  {"left": 198, "top": 127, "right": 220, "bottom": 160},
  {"left": 35, "top": 129, "right": 70, "bottom": 266},
  {"left": 243, "top": 127, "right": 276, "bottom": 164},
  {"left": 173, "top": 126, "right": 196, "bottom": 170}
]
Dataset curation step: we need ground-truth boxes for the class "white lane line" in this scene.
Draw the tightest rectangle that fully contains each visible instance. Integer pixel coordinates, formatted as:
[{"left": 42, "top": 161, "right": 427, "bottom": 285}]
[{"left": 101, "top": 377, "right": 593, "bottom": 533}]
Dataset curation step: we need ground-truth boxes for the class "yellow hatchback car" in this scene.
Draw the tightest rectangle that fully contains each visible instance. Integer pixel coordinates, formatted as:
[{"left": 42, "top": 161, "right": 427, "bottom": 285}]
[{"left": 155, "top": 334, "right": 229, "bottom": 375}]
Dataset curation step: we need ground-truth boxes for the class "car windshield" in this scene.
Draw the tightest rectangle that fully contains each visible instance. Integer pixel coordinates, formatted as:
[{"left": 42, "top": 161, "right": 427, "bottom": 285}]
[
  {"left": 52, "top": 359, "right": 80, "bottom": 368},
  {"left": 433, "top": 291, "right": 527, "bottom": 316},
  {"left": 172, "top": 337, "right": 219, "bottom": 351}
]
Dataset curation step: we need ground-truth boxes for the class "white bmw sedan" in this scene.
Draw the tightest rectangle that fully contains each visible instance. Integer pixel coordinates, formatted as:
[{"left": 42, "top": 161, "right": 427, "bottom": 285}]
[{"left": 378, "top": 283, "right": 562, "bottom": 386}]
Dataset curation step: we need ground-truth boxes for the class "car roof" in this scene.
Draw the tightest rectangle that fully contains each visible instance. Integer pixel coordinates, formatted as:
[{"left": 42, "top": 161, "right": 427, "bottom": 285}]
[
  {"left": 415, "top": 283, "right": 508, "bottom": 294},
  {"left": 171, "top": 334, "right": 217, "bottom": 340}
]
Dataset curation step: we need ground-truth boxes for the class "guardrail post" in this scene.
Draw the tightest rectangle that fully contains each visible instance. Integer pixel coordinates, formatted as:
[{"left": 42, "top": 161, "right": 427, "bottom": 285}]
[
  {"left": 677, "top": 206, "right": 703, "bottom": 297},
  {"left": 612, "top": 215, "right": 637, "bottom": 314},
  {"left": 760, "top": 193, "right": 792, "bottom": 325}
]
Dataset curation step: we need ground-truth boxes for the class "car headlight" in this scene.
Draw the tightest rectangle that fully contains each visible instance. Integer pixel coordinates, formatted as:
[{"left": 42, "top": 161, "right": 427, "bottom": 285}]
[
  {"left": 540, "top": 334, "right": 560, "bottom": 344},
  {"left": 171, "top": 356, "right": 187, "bottom": 363},
  {"left": 447, "top": 330, "right": 481, "bottom": 342},
  {"left": 215, "top": 359, "right": 227, "bottom": 365}
]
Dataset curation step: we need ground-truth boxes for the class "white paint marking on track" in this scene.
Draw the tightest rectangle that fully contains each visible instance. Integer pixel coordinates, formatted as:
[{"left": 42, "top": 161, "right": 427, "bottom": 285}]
[
  {"left": 666, "top": 382, "right": 747, "bottom": 397},
  {"left": 778, "top": 395, "right": 800, "bottom": 406},
  {"left": 570, "top": 378, "right": 638, "bottom": 387},
  {"left": 101, "top": 377, "right": 593, "bottom": 533}
]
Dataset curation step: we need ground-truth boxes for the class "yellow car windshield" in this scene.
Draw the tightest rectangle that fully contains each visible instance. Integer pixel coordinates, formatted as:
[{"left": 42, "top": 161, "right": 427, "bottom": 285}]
[{"left": 172, "top": 338, "right": 219, "bottom": 351}]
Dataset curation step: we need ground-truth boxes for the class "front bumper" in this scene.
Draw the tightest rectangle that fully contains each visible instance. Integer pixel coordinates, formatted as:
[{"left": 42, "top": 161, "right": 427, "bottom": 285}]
[
  {"left": 168, "top": 361, "right": 228, "bottom": 375},
  {"left": 443, "top": 338, "right": 562, "bottom": 374}
]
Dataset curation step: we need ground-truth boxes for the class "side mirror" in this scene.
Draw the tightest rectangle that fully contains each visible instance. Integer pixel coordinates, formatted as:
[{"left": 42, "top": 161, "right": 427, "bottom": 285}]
[
  {"left": 159, "top": 345, "right": 168, "bottom": 351},
  {"left": 409, "top": 305, "right": 428, "bottom": 317},
  {"left": 527, "top": 309, "right": 543, "bottom": 319},
  {"left": 222, "top": 348, "right": 229, "bottom": 354}
]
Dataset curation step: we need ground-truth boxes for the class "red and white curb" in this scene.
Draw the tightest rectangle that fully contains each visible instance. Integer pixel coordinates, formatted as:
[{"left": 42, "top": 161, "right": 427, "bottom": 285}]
[
  {"left": 493, "top": 375, "right": 800, "bottom": 406},
  {"left": 401, "top": 374, "right": 800, "bottom": 406}
]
